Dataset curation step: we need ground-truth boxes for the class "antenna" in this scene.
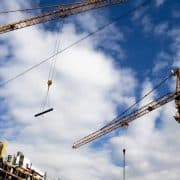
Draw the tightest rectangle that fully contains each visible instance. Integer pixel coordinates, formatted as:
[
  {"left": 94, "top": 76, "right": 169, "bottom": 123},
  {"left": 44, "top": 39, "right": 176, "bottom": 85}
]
[{"left": 123, "top": 149, "right": 126, "bottom": 180}]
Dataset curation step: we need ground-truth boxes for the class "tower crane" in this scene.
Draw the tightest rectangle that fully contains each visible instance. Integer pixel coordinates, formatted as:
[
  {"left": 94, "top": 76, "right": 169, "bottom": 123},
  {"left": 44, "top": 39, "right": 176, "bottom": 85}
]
[
  {"left": 72, "top": 68, "right": 180, "bottom": 149},
  {"left": 0, "top": 0, "right": 127, "bottom": 34}
]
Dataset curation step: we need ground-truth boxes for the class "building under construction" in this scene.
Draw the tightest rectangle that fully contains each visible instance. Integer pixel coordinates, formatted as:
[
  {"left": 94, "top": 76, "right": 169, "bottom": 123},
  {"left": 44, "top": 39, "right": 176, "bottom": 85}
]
[{"left": 0, "top": 142, "right": 45, "bottom": 180}]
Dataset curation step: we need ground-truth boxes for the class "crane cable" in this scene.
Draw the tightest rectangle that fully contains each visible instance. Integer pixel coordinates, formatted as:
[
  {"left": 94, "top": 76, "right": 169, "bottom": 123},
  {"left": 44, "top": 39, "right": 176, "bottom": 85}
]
[
  {"left": 0, "top": 0, "right": 111, "bottom": 14},
  {"left": 119, "top": 68, "right": 173, "bottom": 180},
  {"left": 34, "top": 20, "right": 64, "bottom": 117},
  {"left": 0, "top": 0, "right": 151, "bottom": 88},
  {"left": 42, "top": 19, "right": 64, "bottom": 111},
  {"left": 0, "top": 1, "right": 87, "bottom": 14},
  {"left": 0, "top": 4, "right": 60, "bottom": 14}
]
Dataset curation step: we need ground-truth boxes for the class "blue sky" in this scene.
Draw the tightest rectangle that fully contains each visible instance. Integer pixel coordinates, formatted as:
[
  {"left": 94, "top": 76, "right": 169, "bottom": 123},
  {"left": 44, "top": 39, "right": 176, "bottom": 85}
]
[{"left": 0, "top": 0, "right": 180, "bottom": 179}]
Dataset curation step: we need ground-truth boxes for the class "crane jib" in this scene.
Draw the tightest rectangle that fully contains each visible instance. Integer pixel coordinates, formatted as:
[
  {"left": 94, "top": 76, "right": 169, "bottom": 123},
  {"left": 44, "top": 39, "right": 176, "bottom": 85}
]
[
  {"left": 0, "top": 0, "right": 128, "bottom": 34},
  {"left": 72, "top": 92, "right": 177, "bottom": 149}
]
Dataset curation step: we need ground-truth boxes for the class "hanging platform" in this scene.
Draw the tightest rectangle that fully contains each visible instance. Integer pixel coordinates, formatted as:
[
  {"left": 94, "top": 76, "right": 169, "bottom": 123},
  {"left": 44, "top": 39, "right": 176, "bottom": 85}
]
[{"left": 34, "top": 108, "right": 53, "bottom": 117}]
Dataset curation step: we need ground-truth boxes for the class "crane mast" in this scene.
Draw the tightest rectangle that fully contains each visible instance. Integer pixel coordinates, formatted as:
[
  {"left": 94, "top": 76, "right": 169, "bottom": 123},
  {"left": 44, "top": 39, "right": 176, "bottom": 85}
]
[
  {"left": 0, "top": 0, "right": 127, "bottom": 34},
  {"left": 174, "top": 68, "right": 180, "bottom": 120},
  {"left": 72, "top": 68, "right": 180, "bottom": 149}
]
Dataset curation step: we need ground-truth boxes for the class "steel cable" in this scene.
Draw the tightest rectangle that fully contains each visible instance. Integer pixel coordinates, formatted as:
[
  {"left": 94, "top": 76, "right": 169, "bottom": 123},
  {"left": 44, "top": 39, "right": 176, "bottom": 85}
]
[{"left": 0, "top": 0, "right": 151, "bottom": 87}]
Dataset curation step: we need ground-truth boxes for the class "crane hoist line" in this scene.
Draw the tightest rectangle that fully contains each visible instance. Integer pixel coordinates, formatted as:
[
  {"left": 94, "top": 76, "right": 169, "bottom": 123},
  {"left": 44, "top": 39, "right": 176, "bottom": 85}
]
[
  {"left": 0, "top": 0, "right": 128, "bottom": 34},
  {"left": 72, "top": 68, "right": 180, "bottom": 149}
]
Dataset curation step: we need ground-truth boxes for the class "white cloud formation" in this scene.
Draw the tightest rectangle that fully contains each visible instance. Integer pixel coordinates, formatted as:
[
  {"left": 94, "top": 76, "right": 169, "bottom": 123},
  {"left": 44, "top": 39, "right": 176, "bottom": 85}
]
[
  {"left": 153, "top": 51, "right": 171, "bottom": 73},
  {"left": 0, "top": 1, "right": 180, "bottom": 180},
  {"left": 141, "top": 16, "right": 153, "bottom": 33},
  {"left": 109, "top": 80, "right": 180, "bottom": 180},
  {"left": 155, "top": 0, "right": 166, "bottom": 7},
  {"left": 154, "top": 22, "right": 168, "bottom": 35},
  {"left": 75, "top": 12, "right": 125, "bottom": 60},
  {"left": 132, "top": 12, "right": 154, "bottom": 35},
  {"left": 172, "top": 10, "right": 180, "bottom": 18},
  {"left": 0, "top": 1, "right": 136, "bottom": 179},
  {"left": 168, "top": 29, "right": 180, "bottom": 67}
]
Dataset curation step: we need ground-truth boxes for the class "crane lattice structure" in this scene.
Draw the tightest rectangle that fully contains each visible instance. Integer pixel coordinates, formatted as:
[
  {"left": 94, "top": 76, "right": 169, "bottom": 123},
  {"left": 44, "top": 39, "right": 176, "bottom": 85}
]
[
  {"left": 0, "top": 0, "right": 127, "bottom": 34},
  {"left": 72, "top": 68, "right": 180, "bottom": 149}
]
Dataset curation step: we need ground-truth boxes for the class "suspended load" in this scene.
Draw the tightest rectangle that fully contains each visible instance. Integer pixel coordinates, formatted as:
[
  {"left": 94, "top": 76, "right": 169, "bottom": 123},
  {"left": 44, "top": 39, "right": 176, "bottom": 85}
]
[
  {"left": 34, "top": 19, "right": 64, "bottom": 118},
  {"left": 34, "top": 108, "right": 53, "bottom": 117},
  {"left": 34, "top": 80, "right": 54, "bottom": 117}
]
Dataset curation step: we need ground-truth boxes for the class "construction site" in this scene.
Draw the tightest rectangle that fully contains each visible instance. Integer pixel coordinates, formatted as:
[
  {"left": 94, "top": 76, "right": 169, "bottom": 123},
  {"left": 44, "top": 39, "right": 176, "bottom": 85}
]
[
  {"left": 0, "top": 0, "right": 179, "bottom": 179},
  {"left": 0, "top": 142, "right": 45, "bottom": 180}
]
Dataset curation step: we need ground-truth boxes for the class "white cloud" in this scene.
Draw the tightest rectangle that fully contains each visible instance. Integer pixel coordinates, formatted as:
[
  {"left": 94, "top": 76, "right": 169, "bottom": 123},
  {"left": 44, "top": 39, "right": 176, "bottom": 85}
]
[
  {"left": 172, "top": 10, "right": 180, "bottom": 18},
  {"left": 168, "top": 29, "right": 180, "bottom": 66},
  {"left": 0, "top": 45, "right": 9, "bottom": 58},
  {"left": 0, "top": 0, "right": 38, "bottom": 25},
  {"left": 75, "top": 12, "right": 125, "bottom": 60},
  {"left": 155, "top": 0, "right": 166, "bottom": 7},
  {"left": 154, "top": 22, "right": 168, "bottom": 35},
  {"left": 109, "top": 81, "right": 180, "bottom": 180},
  {"left": 153, "top": 51, "right": 171, "bottom": 73},
  {"left": 0, "top": 1, "right": 180, "bottom": 180},
  {"left": 132, "top": 14, "right": 154, "bottom": 34},
  {"left": 141, "top": 16, "right": 153, "bottom": 33},
  {"left": 0, "top": 1, "right": 136, "bottom": 179}
]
